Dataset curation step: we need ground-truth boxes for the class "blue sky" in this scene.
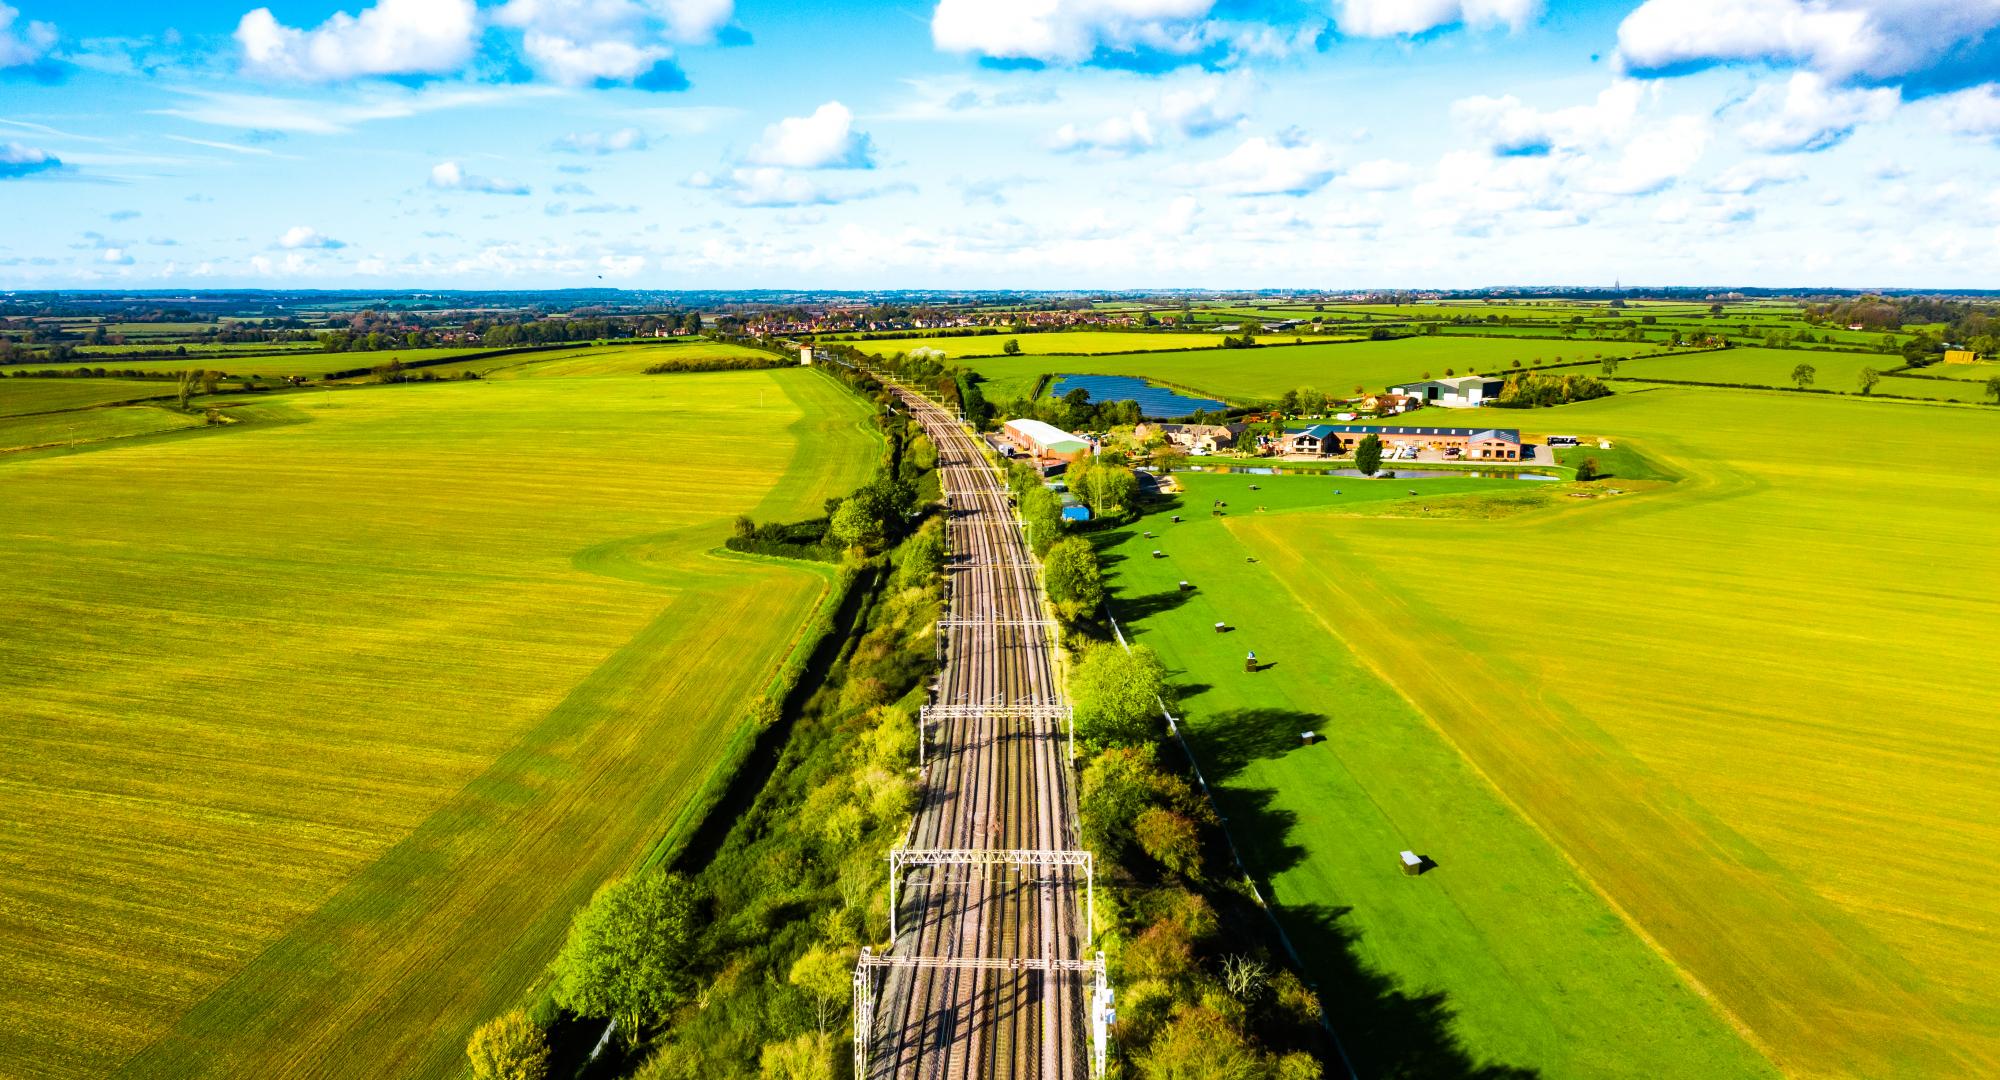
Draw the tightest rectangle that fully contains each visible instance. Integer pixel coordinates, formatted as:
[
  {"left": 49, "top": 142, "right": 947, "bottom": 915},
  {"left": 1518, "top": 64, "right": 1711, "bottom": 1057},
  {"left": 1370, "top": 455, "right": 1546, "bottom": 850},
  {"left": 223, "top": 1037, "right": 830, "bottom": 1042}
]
[{"left": 2, "top": 0, "right": 1997, "bottom": 289}]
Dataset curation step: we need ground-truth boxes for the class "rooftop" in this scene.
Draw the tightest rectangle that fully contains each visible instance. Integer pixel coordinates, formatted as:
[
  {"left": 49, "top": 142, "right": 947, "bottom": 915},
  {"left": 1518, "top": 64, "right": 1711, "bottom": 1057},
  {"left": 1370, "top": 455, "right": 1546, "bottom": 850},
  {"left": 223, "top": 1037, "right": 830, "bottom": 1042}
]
[
  {"left": 1004, "top": 417, "right": 1089, "bottom": 451},
  {"left": 1292, "top": 424, "right": 1521, "bottom": 440}
]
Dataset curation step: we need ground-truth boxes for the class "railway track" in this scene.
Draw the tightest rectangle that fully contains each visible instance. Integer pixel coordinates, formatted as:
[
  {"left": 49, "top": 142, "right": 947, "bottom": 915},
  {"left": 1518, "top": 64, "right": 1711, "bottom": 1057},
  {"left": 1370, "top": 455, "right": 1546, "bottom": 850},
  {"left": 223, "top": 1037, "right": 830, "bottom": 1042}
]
[{"left": 852, "top": 375, "right": 1106, "bottom": 1080}]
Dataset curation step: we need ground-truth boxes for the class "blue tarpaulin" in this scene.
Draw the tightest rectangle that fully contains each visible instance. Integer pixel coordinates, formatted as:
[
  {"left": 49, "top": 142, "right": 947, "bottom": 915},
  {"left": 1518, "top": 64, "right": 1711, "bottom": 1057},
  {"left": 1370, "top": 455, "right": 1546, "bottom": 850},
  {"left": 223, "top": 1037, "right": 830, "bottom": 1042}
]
[{"left": 1061, "top": 505, "right": 1092, "bottom": 522}]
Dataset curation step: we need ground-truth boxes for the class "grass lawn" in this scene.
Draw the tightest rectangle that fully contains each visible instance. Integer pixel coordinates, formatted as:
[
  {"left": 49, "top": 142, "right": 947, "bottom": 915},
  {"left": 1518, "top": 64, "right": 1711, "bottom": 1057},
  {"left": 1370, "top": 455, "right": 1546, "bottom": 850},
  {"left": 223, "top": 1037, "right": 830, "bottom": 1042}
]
[
  {"left": 0, "top": 378, "right": 173, "bottom": 417},
  {"left": 1216, "top": 387, "right": 2000, "bottom": 1079},
  {"left": 1101, "top": 472, "right": 1775, "bottom": 1080},
  {"left": 0, "top": 367, "right": 878, "bottom": 1079},
  {"left": 961, "top": 336, "right": 1678, "bottom": 403}
]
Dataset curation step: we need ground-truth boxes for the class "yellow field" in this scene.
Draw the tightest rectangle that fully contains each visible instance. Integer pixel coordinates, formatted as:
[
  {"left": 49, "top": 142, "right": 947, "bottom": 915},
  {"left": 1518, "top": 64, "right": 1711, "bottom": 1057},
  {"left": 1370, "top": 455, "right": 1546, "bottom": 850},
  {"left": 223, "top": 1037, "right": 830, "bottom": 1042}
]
[
  {"left": 1231, "top": 389, "right": 2000, "bottom": 1079},
  {"left": 0, "top": 368, "right": 877, "bottom": 1078}
]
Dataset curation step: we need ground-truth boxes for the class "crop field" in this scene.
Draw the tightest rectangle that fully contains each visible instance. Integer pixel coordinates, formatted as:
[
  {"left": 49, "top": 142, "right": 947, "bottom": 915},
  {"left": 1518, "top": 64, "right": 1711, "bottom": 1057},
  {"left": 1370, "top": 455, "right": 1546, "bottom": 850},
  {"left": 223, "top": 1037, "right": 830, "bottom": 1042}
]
[
  {"left": 0, "top": 365, "right": 878, "bottom": 1079},
  {"left": 1207, "top": 388, "right": 1999, "bottom": 1079},
  {"left": 0, "top": 378, "right": 171, "bottom": 417},
  {"left": 845, "top": 330, "right": 1250, "bottom": 358},
  {"left": 14, "top": 349, "right": 480, "bottom": 379},
  {"left": 961, "top": 335, "right": 1678, "bottom": 402},
  {"left": 0, "top": 404, "right": 203, "bottom": 452},
  {"left": 1609, "top": 346, "right": 1978, "bottom": 399},
  {"left": 1101, "top": 471, "right": 1775, "bottom": 1079},
  {"left": 491, "top": 340, "right": 768, "bottom": 378},
  {"left": 75, "top": 341, "right": 324, "bottom": 355}
]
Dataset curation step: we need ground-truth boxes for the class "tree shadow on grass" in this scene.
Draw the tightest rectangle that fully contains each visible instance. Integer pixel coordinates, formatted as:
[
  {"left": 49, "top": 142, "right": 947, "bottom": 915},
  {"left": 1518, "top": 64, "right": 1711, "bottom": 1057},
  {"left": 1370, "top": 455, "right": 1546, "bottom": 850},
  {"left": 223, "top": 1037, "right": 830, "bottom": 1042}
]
[
  {"left": 1177, "top": 707, "right": 1543, "bottom": 1079},
  {"left": 1118, "top": 586, "right": 1198, "bottom": 622},
  {"left": 1282, "top": 903, "right": 1542, "bottom": 1080}
]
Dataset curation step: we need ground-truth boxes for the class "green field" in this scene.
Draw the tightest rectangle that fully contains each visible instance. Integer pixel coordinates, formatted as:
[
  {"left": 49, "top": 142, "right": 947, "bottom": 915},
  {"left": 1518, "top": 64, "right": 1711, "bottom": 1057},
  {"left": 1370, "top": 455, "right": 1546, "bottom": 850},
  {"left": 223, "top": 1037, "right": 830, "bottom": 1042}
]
[
  {"left": 489, "top": 340, "right": 768, "bottom": 378},
  {"left": 0, "top": 378, "right": 172, "bottom": 417},
  {"left": 0, "top": 366, "right": 878, "bottom": 1079},
  {"left": 1113, "top": 388, "right": 1999, "bottom": 1078},
  {"left": 844, "top": 330, "right": 1259, "bottom": 359},
  {"left": 961, "top": 336, "right": 1678, "bottom": 402},
  {"left": 1102, "top": 472, "right": 1777, "bottom": 1079},
  {"left": 1611, "top": 347, "right": 1987, "bottom": 402},
  {"left": 0, "top": 404, "right": 202, "bottom": 452}
]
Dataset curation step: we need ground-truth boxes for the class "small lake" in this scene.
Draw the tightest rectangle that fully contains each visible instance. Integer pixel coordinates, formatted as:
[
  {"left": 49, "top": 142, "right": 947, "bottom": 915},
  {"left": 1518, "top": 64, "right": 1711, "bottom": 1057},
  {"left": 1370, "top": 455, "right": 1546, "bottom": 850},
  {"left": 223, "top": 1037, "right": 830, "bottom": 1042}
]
[
  {"left": 1047, "top": 374, "right": 1224, "bottom": 419},
  {"left": 1183, "top": 465, "right": 1560, "bottom": 481}
]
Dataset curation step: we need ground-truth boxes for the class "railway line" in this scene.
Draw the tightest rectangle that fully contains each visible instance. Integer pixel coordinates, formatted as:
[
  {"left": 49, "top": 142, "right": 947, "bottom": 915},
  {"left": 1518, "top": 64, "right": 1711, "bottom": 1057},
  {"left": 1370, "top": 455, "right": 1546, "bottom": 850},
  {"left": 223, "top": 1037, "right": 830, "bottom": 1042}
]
[{"left": 852, "top": 373, "right": 1107, "bottom": 1079}]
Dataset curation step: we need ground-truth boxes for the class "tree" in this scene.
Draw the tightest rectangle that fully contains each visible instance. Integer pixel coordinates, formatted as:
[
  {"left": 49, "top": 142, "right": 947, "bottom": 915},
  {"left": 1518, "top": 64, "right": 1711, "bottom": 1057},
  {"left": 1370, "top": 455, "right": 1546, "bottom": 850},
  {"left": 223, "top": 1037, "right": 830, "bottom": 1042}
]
[
  {"left": 1070, "top": 642, "right": 1172, "bottom": 746},
  {"left": 1135, "top": 807, "right": 1203, "bottom": 877},
  {"left": 1987, "top": 375, "right": 2000, "bottom": 405},
  {"left": 1574, "top": 456, "right": 1601, "bottom": 482},
  {"left": 1043, "top": 537, "right": 1105, "bottom": 622},
  {"left": 1002, "top": 337, "right": 1022, "bottom": 355},
  {"left": 1791, "top": 363, "right": 1816, "bottom": 390},
  {"left": 759, "top": 1032, "right": 837, "bottom": 1080},
  {"left": 550, "top": 872, "right": 702, "bottom": 1044},
  {"left": 1858, "top": 366, "right": 1881, "bottom": 395},
  {"left": 899, "top": 519, "right": 947, "bottom": 585},
  {"left": 828, "top": 497, "right": 882, "bottom": 551},
  {"left": 1354, "top": 434, "right": 1383, "bottom": 476},
  {"left": 1135, "top": 1004, "right": 1267, "bottom": 1080},
  {"left": 466, "top": 1011, "right": 550, "bottom": 1080},
  {"left": 175, "top": 369, "right": 195, "bottom": 411},
  {"left": 1599, "top": 356, "right": 1622, "bottom": 377},
  {"left": 788, "top": 944, "right": 855, "bottom": 1036},
  {"left": 1072, "top": 459, "right": 1137, "bottom": 517}
]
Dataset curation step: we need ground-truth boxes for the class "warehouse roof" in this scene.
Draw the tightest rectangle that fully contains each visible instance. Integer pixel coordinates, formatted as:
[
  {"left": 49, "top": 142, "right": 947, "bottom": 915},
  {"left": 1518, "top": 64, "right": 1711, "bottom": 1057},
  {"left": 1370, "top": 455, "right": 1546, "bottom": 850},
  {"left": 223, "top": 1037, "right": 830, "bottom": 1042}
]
[
  {"left": 1004, "top": 417, "right": 1089, "bottom": 452},
  {"left": 1291, "top": 424, "right": 1521, "bottom": 440}
]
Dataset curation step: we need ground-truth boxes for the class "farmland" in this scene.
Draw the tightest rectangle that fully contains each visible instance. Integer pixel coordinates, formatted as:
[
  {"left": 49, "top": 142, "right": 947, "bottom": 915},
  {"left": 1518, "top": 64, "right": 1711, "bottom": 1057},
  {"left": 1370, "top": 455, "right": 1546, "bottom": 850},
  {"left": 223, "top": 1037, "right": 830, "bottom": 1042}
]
[
  {"left": 0, "top": 378, "right": 172, "bottom": 417},
  {"left": 838, "top": 330, "right": 1268, "bottom": 359},
  {"left": 1101, "top": 472, "right": 1777, "bottom": 1079},
  {"left": 960, "top": 335, "right": 1678, "bottom": 403},
  {"left": 0, "top": 365, "right": 878, "bottom": 1078},
  {"left": 1110, "top": 388, "right": 1999, "bottom": 1079}
]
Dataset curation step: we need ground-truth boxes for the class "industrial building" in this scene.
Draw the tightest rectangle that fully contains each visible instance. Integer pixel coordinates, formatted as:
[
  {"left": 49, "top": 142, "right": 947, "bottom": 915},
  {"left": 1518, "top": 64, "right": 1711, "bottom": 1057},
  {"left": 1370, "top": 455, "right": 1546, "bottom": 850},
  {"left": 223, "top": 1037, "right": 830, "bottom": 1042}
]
[
  {"left": 1002, "top": 418, "right": 1093, "bottom": 463},
  {"left": 1288, "top": 424, "right": 1524, "bottom": 460},
  {"left": 1389, "top": 375, "right": 1506, "bottom": 408}
]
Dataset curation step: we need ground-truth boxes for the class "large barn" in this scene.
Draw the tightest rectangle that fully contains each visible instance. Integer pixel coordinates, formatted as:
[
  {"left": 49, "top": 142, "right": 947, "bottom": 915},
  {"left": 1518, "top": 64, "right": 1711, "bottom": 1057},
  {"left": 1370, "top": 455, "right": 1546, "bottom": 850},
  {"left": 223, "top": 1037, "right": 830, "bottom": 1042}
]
[{"left": 1002, "top": 418, "right": 1092, "bottom": 463}]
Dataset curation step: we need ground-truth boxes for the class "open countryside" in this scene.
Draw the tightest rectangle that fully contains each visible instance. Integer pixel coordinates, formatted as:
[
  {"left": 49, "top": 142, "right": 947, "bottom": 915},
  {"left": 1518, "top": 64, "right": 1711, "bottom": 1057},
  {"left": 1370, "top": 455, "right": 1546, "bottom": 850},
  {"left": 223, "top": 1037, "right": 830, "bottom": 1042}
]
[
  {"left": 0, "top": 363, "right": 876, "bottom": 1078},
  {"left": 6, "top": 0, "right": 2000, "bottom": 1074}
]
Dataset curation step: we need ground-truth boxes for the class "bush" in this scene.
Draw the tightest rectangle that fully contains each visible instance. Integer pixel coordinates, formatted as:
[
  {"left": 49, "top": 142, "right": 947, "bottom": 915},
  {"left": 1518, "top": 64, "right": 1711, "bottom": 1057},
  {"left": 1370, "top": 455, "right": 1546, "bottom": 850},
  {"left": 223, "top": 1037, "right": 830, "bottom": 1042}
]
[{"left": 466, "top": 1010, "right": 550, "bottom": 1080}]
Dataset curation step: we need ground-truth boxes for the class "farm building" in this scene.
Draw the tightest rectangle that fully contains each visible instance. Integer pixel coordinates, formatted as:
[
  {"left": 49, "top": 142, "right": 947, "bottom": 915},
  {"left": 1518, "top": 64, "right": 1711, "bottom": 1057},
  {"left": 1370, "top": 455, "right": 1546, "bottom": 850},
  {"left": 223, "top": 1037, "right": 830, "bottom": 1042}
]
[
  {"left": 1288, "top": 424, "right": 1524, "bottom": 460},
  {"left": 1390, "top": 376, "right": 1506, "bottom": 408},
  {"left": 1361, "top": 392, "right": 1420, "bottom": 415},
  {"left": 1003, "top": 418, "right": 1092, "bottom": 463},
  {"left": 1134, "top": 422, "right": 1248, "bottom": 452},
  {"left": 1944, "top": 349, "right": 1981, "bottom": 364}
]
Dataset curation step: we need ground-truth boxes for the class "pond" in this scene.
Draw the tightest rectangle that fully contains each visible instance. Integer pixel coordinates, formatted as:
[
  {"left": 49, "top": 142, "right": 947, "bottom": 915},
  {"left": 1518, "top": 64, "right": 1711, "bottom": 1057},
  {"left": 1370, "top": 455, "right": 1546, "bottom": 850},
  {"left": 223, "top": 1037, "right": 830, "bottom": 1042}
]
[
  {"left": 1047, "top": 374, "right": 1225, "bottom": 419},
  {"left": 1183, "top": 465, "right": 1561, "bottom": 481}
]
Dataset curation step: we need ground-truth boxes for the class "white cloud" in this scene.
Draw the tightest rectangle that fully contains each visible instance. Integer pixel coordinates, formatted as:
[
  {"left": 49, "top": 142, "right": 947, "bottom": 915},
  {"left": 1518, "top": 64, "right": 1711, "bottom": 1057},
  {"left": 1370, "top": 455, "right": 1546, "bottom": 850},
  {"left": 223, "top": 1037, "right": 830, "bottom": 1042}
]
[
  {"left": 429, "top": 161, "right": 531, "bottom": 195},
  {"left": 100, "top": 247, "right": 134, "bottom": 265},
  {"left": 0, "top": 2, "right": 57, "bottom": 70},
  {"left": 1336, "top": 0, "right": 1539, "bottom": 37},
  {"left": 1705, "top": 158, "right": 1804, "bottom": 193},
  {"left": 1052, "top": 111, "right": 1156, "bottom": 156},
  {"left": 1186, "top": 134, "right": 1340, "bottom": 196},
  {"left": 519, "top": 31, "right": 668, "bottom": 86},
  {"left": 1615, "top": 0, "right": 2000, "bottom": 91},
  {"left": 1578, "top": 115, "right": 1709, "bottom": 195},
  {"left": 1452, "top": 81, "right": 1646, "bottom": 156},
  {"left": 151, "top": 85, "right": 561, "bottom": 136},
  {"left": 746, "top": 102, "right": 875, "bottom": 169},
  {"left": 554, "top": 127, "right": 651, "bottom": 154},
  {"left": 1737, "top": 72, "right": 1898, "bottom": 151},
  {"left": 688, "top": 166, "right": 897, "bottom": 207},
  {"left": 599, "top": 253, "right": 646, "bottom": 277},
  {"left": 931, "top": 0, "right": 1219, "bottom": 65},
  {"left": 1934, "top": 83, "right": 2000, "bottom": 139},
  {"left": 1160, "top": 79, "right": 1249, "bottom": 137},
  {"left": 236, "top": 0, "right": 477, "bottom": 81},
  {"left": 493, "top": 0, "right": 727, "bottom": 86},
  {"left": 279, "top": 226, "right": 346, "bottom": 249},
  {"left": 1342, "top": 158, "right": 1415, "bottom": 190},
  {"left": 0, "top": 141, "right": 61, "bottom": 179}
]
